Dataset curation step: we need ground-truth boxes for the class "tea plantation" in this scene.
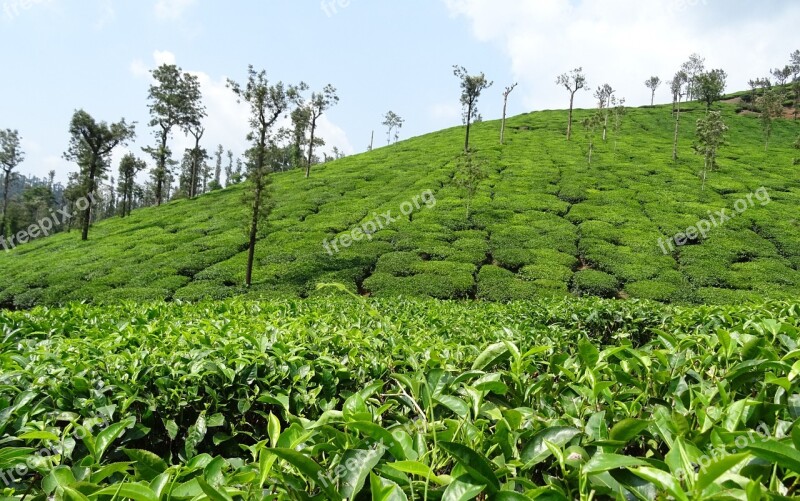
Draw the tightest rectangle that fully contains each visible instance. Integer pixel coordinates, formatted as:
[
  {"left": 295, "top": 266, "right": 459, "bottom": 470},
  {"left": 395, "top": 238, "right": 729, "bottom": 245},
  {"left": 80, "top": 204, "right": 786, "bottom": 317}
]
[
  {"left": 2, "top": 297, "right": 800, "bottom": 499},
  {"left": 1, "top": 102, "right": 798, "bottom": 308}
]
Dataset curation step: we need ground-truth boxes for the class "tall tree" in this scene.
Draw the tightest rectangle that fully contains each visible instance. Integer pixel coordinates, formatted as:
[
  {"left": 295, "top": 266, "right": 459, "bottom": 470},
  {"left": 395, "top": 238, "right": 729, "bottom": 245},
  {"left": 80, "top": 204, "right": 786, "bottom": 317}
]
[
  {"left": 0, "top": 129, "right": 24, "bottom": 239},
  {"left": 118, "top": 153, "right": 146, "bottom": 217},
  {"left": 454, "top": 66, "right": 493, "bottom": 152},
  {"left": 305, "top": 84, "right": 339, "bottom": 177},
  {"left": 144, "top": 64, "right": 205, "bottom": 206},
  {"left": 610, "top": 95, "right": 626, "bottom": 155},
  {"left": 382, "top": 111, "right": 404, "bottom": 145},
  {"left": 644, "top": 76, "right": 661, "bottom": 106},
  {"left": 693, "top": 111, "right": 727, "bottom": 191},
  {"left": 695, "top": 69, "right": 727, "bottom": 111},
  {"left": 500, "top": 82, "right": 518, "bottom": 145},
  {"left": 224, "top": 149, "right": 234, "bottom": 186},
  {"left": 670, "top": 71, "right": 688, "bottom": 161},
  {"left": 681, "top": 53, "right": 705, "bottom": 100},
  {"left": 186, "top": 125, "right": 205, "bottom": 197},
  {"left": 227, "top": 66, "right": 302, "bottom": 287},
  {"left": 758, "top": 88, "right": 785, "bottom": 151},
  {"left": 771, "top": 66, "right": 792, "bottom": 86},
  {"left": 581, "top": 111, "right": 603, "bottom": 166},
  {"left": 556, "top": 67, "right": 588, "bottom": 140},
  {"left": 212, "top": 144, "right": 224, "bottom": 190},
  {"left": 63, "top": 110, "right": 135, "bottom": 240}
]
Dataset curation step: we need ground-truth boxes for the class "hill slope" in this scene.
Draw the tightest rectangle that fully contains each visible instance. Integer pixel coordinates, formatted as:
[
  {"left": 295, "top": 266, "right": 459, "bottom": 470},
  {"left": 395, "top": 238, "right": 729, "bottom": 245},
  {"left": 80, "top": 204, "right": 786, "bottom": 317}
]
[{"left": 1, "top": 102, "right": 798, "bottom": 308}]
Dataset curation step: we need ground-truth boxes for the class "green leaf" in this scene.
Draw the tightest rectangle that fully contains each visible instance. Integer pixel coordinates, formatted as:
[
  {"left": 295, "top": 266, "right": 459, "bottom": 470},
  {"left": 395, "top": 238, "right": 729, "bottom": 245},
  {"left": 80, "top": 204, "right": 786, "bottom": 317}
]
[
  {"left": 390, "top": 460, "right": 448, "bottom": 486},
  {"left": 695, "top": 452, "right": 748, "bottom": 491},
  {"left": 270, "top": 448, "right": 342, "bottom": 500},
  {"left": 578, "top": 338, "right": 600, "bottom": 367},
  {"left": 745, "top": 439, "right": 800, "bottom": 473},
  {"left": 268, "top": 412, "right": 280, "bottom": 448},
  {"left": 90, "top": 462, "right": 133, "bottom": 484},
  {"left": 609, "top": 419, "right": 650, "bottom": 443},
  {"left": 94, "top": 416, "right": 136, "bottom": 463},
  {"left": 442, "top": 474, "right": 485, "bottom": 501},
  {"left": 628, "top": 467, "right": 689, "bottom": 501},
  {"left": 521, "top": 427, "right": 581, "bottom": 466},
  {"left": 123, "top": 449, "right": 168, "bottom": 482},
  {"left": 18, "top": 431, "right": 61, "bottom": 442},
  {"left": 339, "top": 448, "right": 384, "bottom": 499},
  {"left": 197, "top": 476, "right": 233, "bottom": 501},
  {"left": 472, "top": 342, "right": 512, "bottom": 371},
  {"left": 370, "top": 472, "right": 409, "bottom": 501},
  {"left": 349, "top": 421, "right": 407, "bottom": 460},
  {"left": 43, "top": 466, "right": 77, "bottom": 495},
  {"left": 583, "top": 454, "right": 648, "bottom": 474},
  {"left": 0, "top": 447, "right": 34, "bottom": 469},
  {"left": 439, "top": 441, "right": 500, "bottom": 493},
  {"left": 91, "top": 483, "right": 158, "bottom": 501}
]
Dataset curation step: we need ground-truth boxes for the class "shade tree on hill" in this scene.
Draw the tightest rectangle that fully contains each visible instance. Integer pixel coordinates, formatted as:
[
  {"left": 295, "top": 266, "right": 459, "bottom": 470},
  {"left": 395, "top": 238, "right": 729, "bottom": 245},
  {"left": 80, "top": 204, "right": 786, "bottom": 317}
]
[
  {"left": 556, "top": 67, "right": 587, "bottom": 140},
  {"left": 593, "top": 83, "right": 614, "bottom": 141},
  {"left": 227, "top": 65, "right": 304, "bottom": 286},
  {"left": 453, "top": 151, "right": 487, "bottom": 219},
  {"left": 144, "top": 64, "right": 205, "bottom": 206},
  {"left": 610, "top": 95, "right": 626, "bottom": 155},
  {"left": 693, "top": 110, "right": 727, "bottom": 190},
  {"left": 695, "top": 69, "right": 727, "bottom": 111},
  {"left": 0, "top": 128, "right": 24, "bottom": 240},
  {"left": 117, "top": 153, "right": 147, "bottom": 218},
  {"left": 382, "top": 111, "right": 404, "bottom": 145},
  {"left": 454, "top": 65, "right": 493, "bottom": 151},
  {"left": 305, "top": 84, "right": 339, "bottom": 178},
  {"left": 681, "top": 53, "right": 705, "bottom": 100},
  {"left": 500, "top": 82, "right": 517, "bottom": 145},
  {"left": 63, "top": 110, "right": 135, "bottom": 240},
  {"left": 670, "top": 71, "right": 688, "bottom": 161},
  {"left": 644, "top": 76, "right": 661, "bottom": 106},
  {"left": 758, "top": 88, "right": 785, "bottom": 151}
]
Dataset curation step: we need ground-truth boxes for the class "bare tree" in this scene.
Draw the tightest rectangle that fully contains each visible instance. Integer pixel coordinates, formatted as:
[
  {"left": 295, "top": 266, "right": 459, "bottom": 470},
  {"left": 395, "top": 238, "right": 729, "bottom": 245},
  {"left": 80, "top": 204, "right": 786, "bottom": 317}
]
[
  {"left": 500, "top": 82, "right": 518, "bottom": 145},
  {"left": 305, "top": 84, "right": 338, "bottom": 178},
  {"left": 556, "top": 67, "right": 588, "bottom": 140}
]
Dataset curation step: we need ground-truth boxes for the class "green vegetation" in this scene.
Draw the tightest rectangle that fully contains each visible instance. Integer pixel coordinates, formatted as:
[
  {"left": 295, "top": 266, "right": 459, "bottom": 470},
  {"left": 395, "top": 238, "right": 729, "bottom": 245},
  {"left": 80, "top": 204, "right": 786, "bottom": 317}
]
[
  {"left": 1, "top": 297, "right": 800, "bottom": 498},
  {"left": 1, "top": 101, "right": 798, "bottom": 308}
]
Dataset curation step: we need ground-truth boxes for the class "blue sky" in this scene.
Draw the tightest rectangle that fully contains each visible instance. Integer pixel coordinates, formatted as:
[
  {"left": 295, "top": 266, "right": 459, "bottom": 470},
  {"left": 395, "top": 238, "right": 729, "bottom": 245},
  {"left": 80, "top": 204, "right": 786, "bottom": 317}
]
[{"left": 1, "top": 0, "right": 797, "bottom": 183}]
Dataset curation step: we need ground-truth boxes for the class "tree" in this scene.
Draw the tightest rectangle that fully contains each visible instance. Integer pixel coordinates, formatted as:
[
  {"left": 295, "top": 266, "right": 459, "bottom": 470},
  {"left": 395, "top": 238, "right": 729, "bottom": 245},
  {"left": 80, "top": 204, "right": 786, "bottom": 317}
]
[
  {"left": 64, "top": 110, "right": 135, "bottom": 240},
  {"left": 144, "top": 64, "right": 205, "bottom": 206},
  {"left": 290, "top": 105, "right": 310, "bottom": 169},
  {"left": 224, "top": 150, "right": 234, "bottom": 186},
  {"left": 581, "top": 111, "right": 603, "bottom": 166},
  {"left": 671, "top": 71, "right": 688, "bottom": 161},
  {"left": 644, "top": 76, "right": 661, "bottom": 106},
  {"left": 556, "top": 67, "right": 587, "bottom": 140},
  {"left": 771, "top": 66, "right": 792, "bottom": 86},
  {"left": 693, "top": 111, "right": 727, "bottom": 190},
  {"left": 227, "top": 65, "right": 302, "bottom": 287},
  {"left": 790, "top": 50, "right": 800, "bottom": 120},
  {"left": 695, "top": 69, "right": 727, "bottom": 111},
  {"left": 305, "top": 84, "right": 338, "bottom": 177},
  {"left": 454, "top": 66, "right": 493, "bottom": 151},
  {"left": 681, "top": 53, "right": 705, "bottom": 100},
  {"left": 758, "top": 88, "right": 785, "bottom": 151},
  {"left": 382, "top": 111, "right": 404, "bottom": 145},
  {"left": 0, "top": 129, "right": 24, "bottom": 239},
  {"left": 118, "top": 153, "right": 146, "bottom": 217},
  {"left": 213, "top": 144, "right": 223, "bottom": 188},
  {"left": 593, "top": 83, "right": 614, "bottom": 141},
  {"left": 500, "top": 82, "right": 518, "bottom": 144},
  {"left": 453, "top": 152, "right": 487, "bottom": 219},
  {"left": 186, "top": 125, "right": 205, "bottom": 198},
  {"left": 793, "top": 134, "right": 800, "bottom": 165},
  {"left": 610, "top": 96, "right": 626, "bottom": 155}
]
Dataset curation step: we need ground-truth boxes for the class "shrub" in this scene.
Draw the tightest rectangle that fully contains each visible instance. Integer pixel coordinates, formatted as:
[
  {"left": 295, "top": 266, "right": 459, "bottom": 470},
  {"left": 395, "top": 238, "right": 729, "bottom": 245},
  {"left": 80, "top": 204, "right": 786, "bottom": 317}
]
[{"left": 572, "top": 270, "right": 619, "bottom": 298}]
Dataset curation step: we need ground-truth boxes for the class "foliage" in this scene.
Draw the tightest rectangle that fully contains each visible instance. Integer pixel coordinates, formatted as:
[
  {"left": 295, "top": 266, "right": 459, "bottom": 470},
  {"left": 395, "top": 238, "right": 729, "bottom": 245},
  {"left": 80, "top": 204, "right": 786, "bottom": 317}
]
[{"left": 1, "top": 297, "right": 800, "bottom": 498}]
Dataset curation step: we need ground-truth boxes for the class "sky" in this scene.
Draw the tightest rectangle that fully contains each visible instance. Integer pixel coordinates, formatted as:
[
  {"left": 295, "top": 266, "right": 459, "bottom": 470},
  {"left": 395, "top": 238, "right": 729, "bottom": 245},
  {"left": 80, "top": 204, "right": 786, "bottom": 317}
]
[{"left": 1, "top": 0, "right": 798, "bottom": 184}]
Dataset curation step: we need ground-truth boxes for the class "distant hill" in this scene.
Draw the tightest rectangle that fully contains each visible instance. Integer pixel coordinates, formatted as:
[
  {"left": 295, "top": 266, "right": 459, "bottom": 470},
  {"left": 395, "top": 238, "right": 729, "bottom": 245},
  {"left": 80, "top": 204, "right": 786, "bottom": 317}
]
[{"left": 1, "top": 101, "right": 798, "bottom": 308}]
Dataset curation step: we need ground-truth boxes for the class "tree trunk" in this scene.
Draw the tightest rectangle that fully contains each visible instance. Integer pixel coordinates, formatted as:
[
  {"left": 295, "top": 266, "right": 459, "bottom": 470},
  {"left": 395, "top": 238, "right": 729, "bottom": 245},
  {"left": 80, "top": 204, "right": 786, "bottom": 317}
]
[
  {"left": 651, "top": 91, "right": 655, "bottom": 106},
  {"left": 672, "top": 99, "right": 681, "bottom": 162},
  {"left": 1, "top": 169, "right": 10, "bottom": 239},
  {"left": 369, "top": 130, "right": 374, "bottom": 151},
  {"left": 602, "top": 115, "right": 608, "bottom": 142},
  {"left": 245, "top": 180, "right": 261, "bottom": 287},
  {"left": 464, "top": 102, "right": 472, "bottom": 152},
  {"left": 567, "top": 92, "right": 575, "bottom": 140},
  {"left": 306, "top": 117, "right": 317, "bottom": 178},
  {"left": 500, "top": 96, "right": 509, "bottom": 144},
  {"left": 82, "top": 157, "right": 98, "bottom": 241},
  {"left": 156, "top": 128, "right": 168, "bottom": 206}
]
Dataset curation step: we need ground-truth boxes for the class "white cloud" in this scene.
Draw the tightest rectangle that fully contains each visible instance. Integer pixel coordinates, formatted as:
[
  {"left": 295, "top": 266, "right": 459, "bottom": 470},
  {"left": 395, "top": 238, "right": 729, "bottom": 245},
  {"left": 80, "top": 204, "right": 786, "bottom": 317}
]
[
  {"left": 443, "top": 0, "right": 800, "bottom": 110},
  {"left": 153, "top": 50, "right": 176, "bottom": 66},
  {"left": 94, "top": 0, "right": 116, "bottom": 29},
  {"left": 430, "top": 101, "right": 462, "bottom": 123},
  {"left": 154, "top": 0, "right": 195, "bottom": 20}
]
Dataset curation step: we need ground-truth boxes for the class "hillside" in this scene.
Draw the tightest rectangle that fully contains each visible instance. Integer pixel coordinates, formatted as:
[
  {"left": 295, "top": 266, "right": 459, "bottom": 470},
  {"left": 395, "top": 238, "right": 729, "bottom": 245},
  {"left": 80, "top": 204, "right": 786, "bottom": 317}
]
[{"left": 1, "top": 102, "right": 798, "bottom": 308}]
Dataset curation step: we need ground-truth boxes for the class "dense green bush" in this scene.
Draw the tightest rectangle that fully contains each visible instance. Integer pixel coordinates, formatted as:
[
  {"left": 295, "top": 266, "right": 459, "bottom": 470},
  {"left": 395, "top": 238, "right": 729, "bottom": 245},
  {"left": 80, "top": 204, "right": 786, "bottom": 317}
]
[{"left": 572, "top": 269, "right": 619, "bottom": 298}]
